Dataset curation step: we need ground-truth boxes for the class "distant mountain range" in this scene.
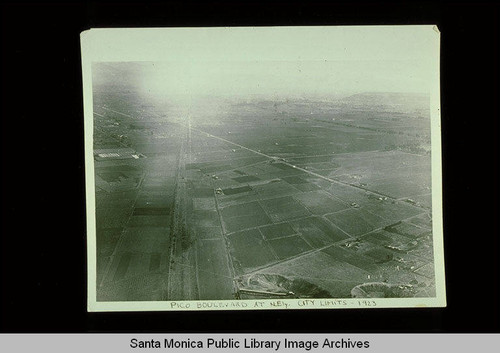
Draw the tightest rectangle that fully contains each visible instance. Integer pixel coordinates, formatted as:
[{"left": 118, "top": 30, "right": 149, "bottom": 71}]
[{"left": 340, "top": 92, "right": 429, "bottom": 106}]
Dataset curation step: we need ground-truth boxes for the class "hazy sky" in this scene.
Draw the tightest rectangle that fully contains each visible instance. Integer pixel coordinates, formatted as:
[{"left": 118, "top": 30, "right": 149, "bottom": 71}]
[
  {"left": 89, "top": 27, "right": 438, "bottom": 99},
  {"left": 94, "top": 59, "right": 431, "bottom": 99}
]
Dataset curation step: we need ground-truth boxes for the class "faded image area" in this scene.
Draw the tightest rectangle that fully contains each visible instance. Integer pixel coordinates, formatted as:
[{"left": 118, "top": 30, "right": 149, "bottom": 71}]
[{"left": 92, "top": 59, "right": 435, "bottom": 303}]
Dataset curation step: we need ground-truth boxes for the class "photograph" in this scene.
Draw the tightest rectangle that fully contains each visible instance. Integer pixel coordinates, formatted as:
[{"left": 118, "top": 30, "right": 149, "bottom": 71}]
[
  {"left": 82, "top": 26, "right": 445, "bottom": 311},
  {"left": 3, "top": 1, "right": 500, "bottom": 337}
]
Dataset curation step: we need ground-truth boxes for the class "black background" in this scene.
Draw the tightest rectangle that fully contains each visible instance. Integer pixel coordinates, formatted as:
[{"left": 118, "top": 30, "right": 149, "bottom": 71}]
[{"left": 1, "top": 1, "right": 499, "bottom": 333}]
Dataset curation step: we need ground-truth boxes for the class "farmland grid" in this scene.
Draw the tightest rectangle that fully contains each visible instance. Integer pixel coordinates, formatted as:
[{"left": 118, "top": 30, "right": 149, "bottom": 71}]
[{"left": 94, "top": 91, "right": 435, "bottom": 301}]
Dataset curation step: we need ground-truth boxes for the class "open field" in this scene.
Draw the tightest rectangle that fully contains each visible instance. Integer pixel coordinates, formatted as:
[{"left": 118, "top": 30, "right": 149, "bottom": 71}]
[{"left": 92, "top": 82, "right": 435, "bottom": 301}]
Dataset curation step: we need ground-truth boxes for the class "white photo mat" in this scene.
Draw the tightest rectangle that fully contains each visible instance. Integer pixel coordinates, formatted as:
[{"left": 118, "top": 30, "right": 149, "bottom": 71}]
[{"left": 81, "top": 26, "right": 445, "bottom": 311}]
